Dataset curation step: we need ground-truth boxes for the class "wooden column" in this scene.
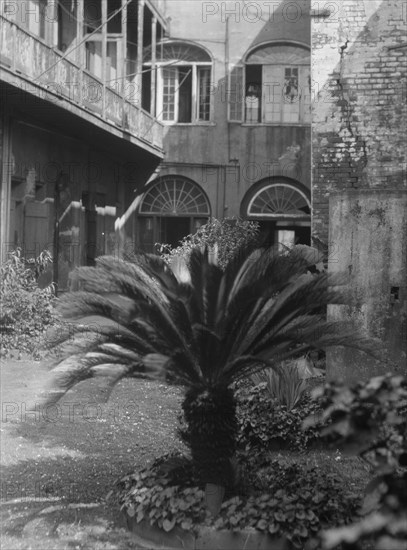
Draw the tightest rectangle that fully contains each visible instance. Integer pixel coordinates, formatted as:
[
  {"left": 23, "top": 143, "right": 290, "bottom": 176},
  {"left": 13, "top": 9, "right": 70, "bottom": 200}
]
[
  {"left": 136, "top": 0, "right": 145, "bottom": 108},
  {"left": 0, "top": 113, "right": 11, "bottom": 262},
  {"left": 77, "top": 0, "right": 84, "bottom": 106},
  {"left": 102, "top": 0, "right": 108, "bottom": 112},
  {"left": 150, "top": 15, "right": 157, "bottom": 116},
  {"left": 121, "top": 0, "right": 128, "bottom": 127},
  {"left": 122, "top": 0, "right": 128, "bottom": 87}
]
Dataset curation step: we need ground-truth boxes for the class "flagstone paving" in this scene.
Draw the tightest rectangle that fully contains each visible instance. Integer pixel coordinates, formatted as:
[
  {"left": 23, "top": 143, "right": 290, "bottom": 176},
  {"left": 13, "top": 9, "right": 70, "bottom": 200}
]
[{"left": 1, "top": 357, "right": 183, "bottom": 549}]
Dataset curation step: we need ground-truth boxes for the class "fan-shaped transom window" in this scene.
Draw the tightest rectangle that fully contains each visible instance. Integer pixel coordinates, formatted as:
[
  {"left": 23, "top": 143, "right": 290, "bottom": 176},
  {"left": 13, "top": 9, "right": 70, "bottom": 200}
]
[
  {"left": 247, "top": 183, "right": 310, "bottom": 218},
  {"left": 144, "top": 41, "right": 211, "bottom": 64},
  {"left": 140, "top": 178, "right": 210, "bottom": 215},
  {"left": 246, "top": 44, "right": 310, "bottom": 65}
]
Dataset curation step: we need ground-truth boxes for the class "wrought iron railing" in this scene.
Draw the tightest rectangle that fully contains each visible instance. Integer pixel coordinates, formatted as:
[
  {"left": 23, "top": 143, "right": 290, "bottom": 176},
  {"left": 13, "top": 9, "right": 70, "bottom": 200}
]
[{"left": 0, "top": 15, "right": 163, "bottom": 151}]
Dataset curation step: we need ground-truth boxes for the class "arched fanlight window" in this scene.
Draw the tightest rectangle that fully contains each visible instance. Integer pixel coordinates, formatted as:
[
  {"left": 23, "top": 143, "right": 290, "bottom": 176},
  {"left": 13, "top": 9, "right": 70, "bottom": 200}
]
[
  {"left": 144, "top": 41, "right": 211, "bottom": 63},
  {"left": 140, "top": 177, "right": 210, "bottom": 215},
  {"left": 246, "top": 44, "right": 310, "bottom": 65},
  {"left": 137, "top": 177, "right": 210, "bottom": 253},
  {"left": 247, "top": 183, "right": 310, "bottom": 218}
]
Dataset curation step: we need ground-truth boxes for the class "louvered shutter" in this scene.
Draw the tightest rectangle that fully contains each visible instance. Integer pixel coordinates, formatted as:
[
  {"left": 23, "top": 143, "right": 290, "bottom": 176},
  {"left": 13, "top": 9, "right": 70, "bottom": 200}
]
[{"left": 227, "top": 65, "right": 244, "bottom": 122}]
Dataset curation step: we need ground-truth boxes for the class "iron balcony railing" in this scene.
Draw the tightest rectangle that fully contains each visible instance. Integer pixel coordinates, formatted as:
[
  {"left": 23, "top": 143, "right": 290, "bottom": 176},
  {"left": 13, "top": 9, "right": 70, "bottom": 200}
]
[{"left": 0, "top": 15, "right": 163, "bottom": 152}]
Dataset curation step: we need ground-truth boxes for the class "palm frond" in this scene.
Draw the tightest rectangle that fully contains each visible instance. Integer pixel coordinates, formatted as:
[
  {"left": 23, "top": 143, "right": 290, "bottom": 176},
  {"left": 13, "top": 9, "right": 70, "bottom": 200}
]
[{"left": 43, "top": 244, "right": 377, "bottom": 406}]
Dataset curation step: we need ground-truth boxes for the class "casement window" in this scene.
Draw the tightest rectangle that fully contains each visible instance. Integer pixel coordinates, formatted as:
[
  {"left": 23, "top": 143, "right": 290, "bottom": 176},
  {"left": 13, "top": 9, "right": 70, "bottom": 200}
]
[
  {"left": 228, "top": 44, "right": 310, "bottom": 125},
  {"left": 145, "top": 42, "right": 213, "bottom": 124},
  {"left": 7, "top": 0, "right": 48, "bottom": 39},
  {"left": 83, "top": 0, "right": 123, "bottom": 82}
]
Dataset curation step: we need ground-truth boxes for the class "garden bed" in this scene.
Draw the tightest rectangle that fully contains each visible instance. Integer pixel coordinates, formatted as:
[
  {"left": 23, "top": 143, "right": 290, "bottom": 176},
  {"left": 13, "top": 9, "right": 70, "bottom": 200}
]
[{"left": 116, "top": 450, "right": 370, "bottom": 550}]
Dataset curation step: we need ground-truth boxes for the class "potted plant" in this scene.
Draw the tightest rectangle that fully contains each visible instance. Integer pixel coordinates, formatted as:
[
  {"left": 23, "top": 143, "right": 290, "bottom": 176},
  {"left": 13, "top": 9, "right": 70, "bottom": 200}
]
[{"left": 40, "top": 243, "right": 377, "bottom": 547}]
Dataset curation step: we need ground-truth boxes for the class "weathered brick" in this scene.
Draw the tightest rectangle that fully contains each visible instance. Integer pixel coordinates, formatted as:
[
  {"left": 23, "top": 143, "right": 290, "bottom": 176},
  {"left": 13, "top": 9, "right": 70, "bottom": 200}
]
[{"left": 312, "top": 0, "right": 407, "bottom": 243}]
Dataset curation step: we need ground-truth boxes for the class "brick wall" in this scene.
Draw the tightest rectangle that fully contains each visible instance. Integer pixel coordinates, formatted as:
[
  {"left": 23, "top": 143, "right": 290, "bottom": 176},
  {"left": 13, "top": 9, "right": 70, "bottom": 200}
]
[{"left": 311, "top": 0, "right": 407, "bottom": 243}]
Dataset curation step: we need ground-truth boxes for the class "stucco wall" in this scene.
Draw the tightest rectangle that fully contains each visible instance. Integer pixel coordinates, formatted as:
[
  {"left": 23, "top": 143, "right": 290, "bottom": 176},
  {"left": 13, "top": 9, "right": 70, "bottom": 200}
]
[
  {"left": 327, "top": 189, "right": 407, "bottom": 381},
  {"left": 158, "top": 0, "right": 311, "bottom": 218}
]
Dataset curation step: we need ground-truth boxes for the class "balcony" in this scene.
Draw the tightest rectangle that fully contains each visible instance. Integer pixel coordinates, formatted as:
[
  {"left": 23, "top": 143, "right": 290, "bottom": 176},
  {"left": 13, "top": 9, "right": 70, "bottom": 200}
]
[{"left": 0, "top": 13, "right": 163, "bottom": 156}]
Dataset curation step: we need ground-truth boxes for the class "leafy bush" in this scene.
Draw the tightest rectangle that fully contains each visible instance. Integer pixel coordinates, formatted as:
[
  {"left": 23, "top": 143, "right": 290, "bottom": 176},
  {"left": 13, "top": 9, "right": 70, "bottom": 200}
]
[
  {"left": 250, "top": 357, "right": 323, "bottom": 411},
  {"left": 0, "top": 248, "right": 59, "bottom": 358},
  {"left": 116, "top": 452, "right": 359, "bottom": 549},
  {"left": 159, "top": 217, "right": 260, "bottom": 270},
  {"left": 235, "top": 383, "right": 324, "bottom": 453},
  {"left": 305, "top": 375, "right": 407, "bottom": 549}
]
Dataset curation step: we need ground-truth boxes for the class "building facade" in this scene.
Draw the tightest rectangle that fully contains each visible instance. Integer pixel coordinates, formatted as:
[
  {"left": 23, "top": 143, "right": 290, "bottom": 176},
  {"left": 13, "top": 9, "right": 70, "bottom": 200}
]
[
  {"left": 0, "top": 0, "right": 166, "bottom": 290},
  {"left": 131, "top": 0, "right": 311, "bottom": 253}
]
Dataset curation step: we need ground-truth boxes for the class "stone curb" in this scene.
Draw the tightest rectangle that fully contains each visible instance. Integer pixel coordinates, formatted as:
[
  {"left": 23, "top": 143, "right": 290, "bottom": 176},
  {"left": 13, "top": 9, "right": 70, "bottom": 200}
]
[{"left": 126, "top": 515, "right": 287, "bottom": 550}]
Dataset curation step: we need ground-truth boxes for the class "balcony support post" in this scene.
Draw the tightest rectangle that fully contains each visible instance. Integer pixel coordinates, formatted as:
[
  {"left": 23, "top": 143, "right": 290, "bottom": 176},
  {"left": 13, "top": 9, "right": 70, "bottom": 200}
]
[
  {"left": 77, "top": 0, "right": 84, "bottom": 106},
  {"left": 150, "top": 15, "right": 157, "bottom": 117},
  {"left": 121, "top": 0, "right": 128, "bottom": 128},
  {"left": 102, "top": 0, "right": 108, "bottom": 115},
  {"left": 136, "top": 0, "right": 145, "bottom": 121}
]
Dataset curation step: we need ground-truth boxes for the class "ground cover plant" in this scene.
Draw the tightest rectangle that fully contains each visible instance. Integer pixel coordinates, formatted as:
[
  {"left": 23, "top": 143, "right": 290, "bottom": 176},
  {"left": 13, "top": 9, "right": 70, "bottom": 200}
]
[
  {"left": 116, "top": 450, "right": 362, "bottom": 549},
  {"left": 305, "top": 374, "right": 407, "bottom": 550},
  {"left": 39, "top": 242, "right": 378, "bottom": 545},
  {"left": 0, "top": 248, "right": 59, "bottom": 358}
]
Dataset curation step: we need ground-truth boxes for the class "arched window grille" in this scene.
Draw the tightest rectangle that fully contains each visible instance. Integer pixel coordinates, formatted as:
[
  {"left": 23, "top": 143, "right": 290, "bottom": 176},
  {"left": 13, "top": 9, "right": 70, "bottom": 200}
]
[
  {"left": 137, "top": 177, "right": 210, "bottom": 253},
  {"left": 140, "top": 177, "right": 210, "bottom": 215},
  {"left": 247, "top": 183, "right": 310, "bottom": 218}
]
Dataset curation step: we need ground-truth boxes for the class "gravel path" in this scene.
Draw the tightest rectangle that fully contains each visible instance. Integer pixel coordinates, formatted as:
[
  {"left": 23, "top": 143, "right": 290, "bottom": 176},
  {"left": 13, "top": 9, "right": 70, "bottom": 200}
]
[{"left": 1, "top": 357, "right": 184, "bottom": 549}]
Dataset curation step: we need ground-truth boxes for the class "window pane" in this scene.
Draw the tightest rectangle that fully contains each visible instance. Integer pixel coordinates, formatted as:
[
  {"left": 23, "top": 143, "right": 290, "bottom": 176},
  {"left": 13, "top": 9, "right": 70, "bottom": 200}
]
[
  {"left": 107, "top": 0, "right": 122, "bottom": 33},
  {"left": 282, "top": 67, "right": 300, "bottom": 123},
  {"left": 276, "top": 230, "right": 295, "bottom": 251},
  {"left": 85, "top": 41, "right": 103, "bottom": 79},
  {"left": 178, "top": 67, "right": 192, "bottom": 123},
  {"left": 84, "top": 0, "right": 101, "bottom": 34},
  {"left": 162, "top": 68, "right": 176, "bottom": 121},
  {"left": 263, "top": 65, "right": 283, "bottom": 123},
  {"left": 198, "top": 67, "right": 211, "bottom": 121},
  {"left": 106, "top": 41, "right": 118, "bottom": 82}
]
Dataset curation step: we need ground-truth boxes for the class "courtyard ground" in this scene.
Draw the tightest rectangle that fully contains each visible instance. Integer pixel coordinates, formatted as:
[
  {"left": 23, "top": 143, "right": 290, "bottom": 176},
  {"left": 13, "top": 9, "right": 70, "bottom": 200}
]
[{"left": 0, "top": 356, "right": 183, "bottom": 549}]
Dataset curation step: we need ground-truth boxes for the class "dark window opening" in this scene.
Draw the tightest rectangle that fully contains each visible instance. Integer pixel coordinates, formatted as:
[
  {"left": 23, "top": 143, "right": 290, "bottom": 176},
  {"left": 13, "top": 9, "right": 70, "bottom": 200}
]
[
  {"left": 245, "top": 65, "right": 262, "bottom": 122},
  {"left": 178, "top": 67, "right": 193, "bottom": 123},
  {"left": 142, "top": 65, "right": 151, "bottom": 112}
]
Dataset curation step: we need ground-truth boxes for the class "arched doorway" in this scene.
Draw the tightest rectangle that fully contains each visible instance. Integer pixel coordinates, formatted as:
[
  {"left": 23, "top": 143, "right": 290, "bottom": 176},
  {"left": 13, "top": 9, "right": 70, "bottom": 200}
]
[
  {"left": 137, "top": 176, "right": 211, "bottom": 252},
  {"left": 241, "top": 178, "right": 311, "bottom": 248}
]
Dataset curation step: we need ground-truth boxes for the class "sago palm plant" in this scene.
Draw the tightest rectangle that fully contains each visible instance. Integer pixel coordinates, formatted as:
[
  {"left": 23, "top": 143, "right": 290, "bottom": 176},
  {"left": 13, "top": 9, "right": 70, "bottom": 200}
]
[{"left": 42, "top": 245, "right": 375, "bottom": 514}]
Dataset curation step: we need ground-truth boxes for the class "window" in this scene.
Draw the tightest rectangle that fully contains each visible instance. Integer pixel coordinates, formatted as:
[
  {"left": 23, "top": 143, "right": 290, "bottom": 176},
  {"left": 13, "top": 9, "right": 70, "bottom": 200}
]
[
  {"left": 242, "top": 180, "right": 311, "bottom": 247},
  {"left": 83, "top": 0, "right": 122, "bottom": 83},
  {"left": 247, "top": 183, "right": 310, "bottom": 218},
  {"left": 137, "top": 177, "right": 210, "bottom": 252},
  {"left": 145, "top": 42, "right": 212, "bottom": 123},
  {"left": 229, "top": 44, "right": 310, "bottom": 125},
  {"left": 13, "top": 0, "right": 47, "bottom": 39}
]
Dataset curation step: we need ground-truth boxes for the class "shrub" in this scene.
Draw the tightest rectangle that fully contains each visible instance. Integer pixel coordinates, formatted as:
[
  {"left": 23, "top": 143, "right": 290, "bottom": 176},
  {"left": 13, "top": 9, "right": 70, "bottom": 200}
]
[
  {"left": 159, "top": 217, "right": 260, "bottom": 270},
  {"left": 250, "top": 357, "right": 324, "bottom": 411},
  {"left": 116, "top": 451, "right": 359, "bottom": 549},
  {"left": 305, "top": 375, "right": 407, "bottom": 549},
  {"left": 235, "top": 383, "right": 324, "bottom": 453},
  {"left": 0, "top": 248, "right": 59, "bottom": 358}
]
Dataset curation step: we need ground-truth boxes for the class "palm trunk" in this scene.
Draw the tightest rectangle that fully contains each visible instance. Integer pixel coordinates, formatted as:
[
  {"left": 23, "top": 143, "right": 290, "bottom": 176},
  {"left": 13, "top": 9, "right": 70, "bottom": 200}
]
[{"left": 181, "top": 387, "right": 237, "bottom": 514}]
